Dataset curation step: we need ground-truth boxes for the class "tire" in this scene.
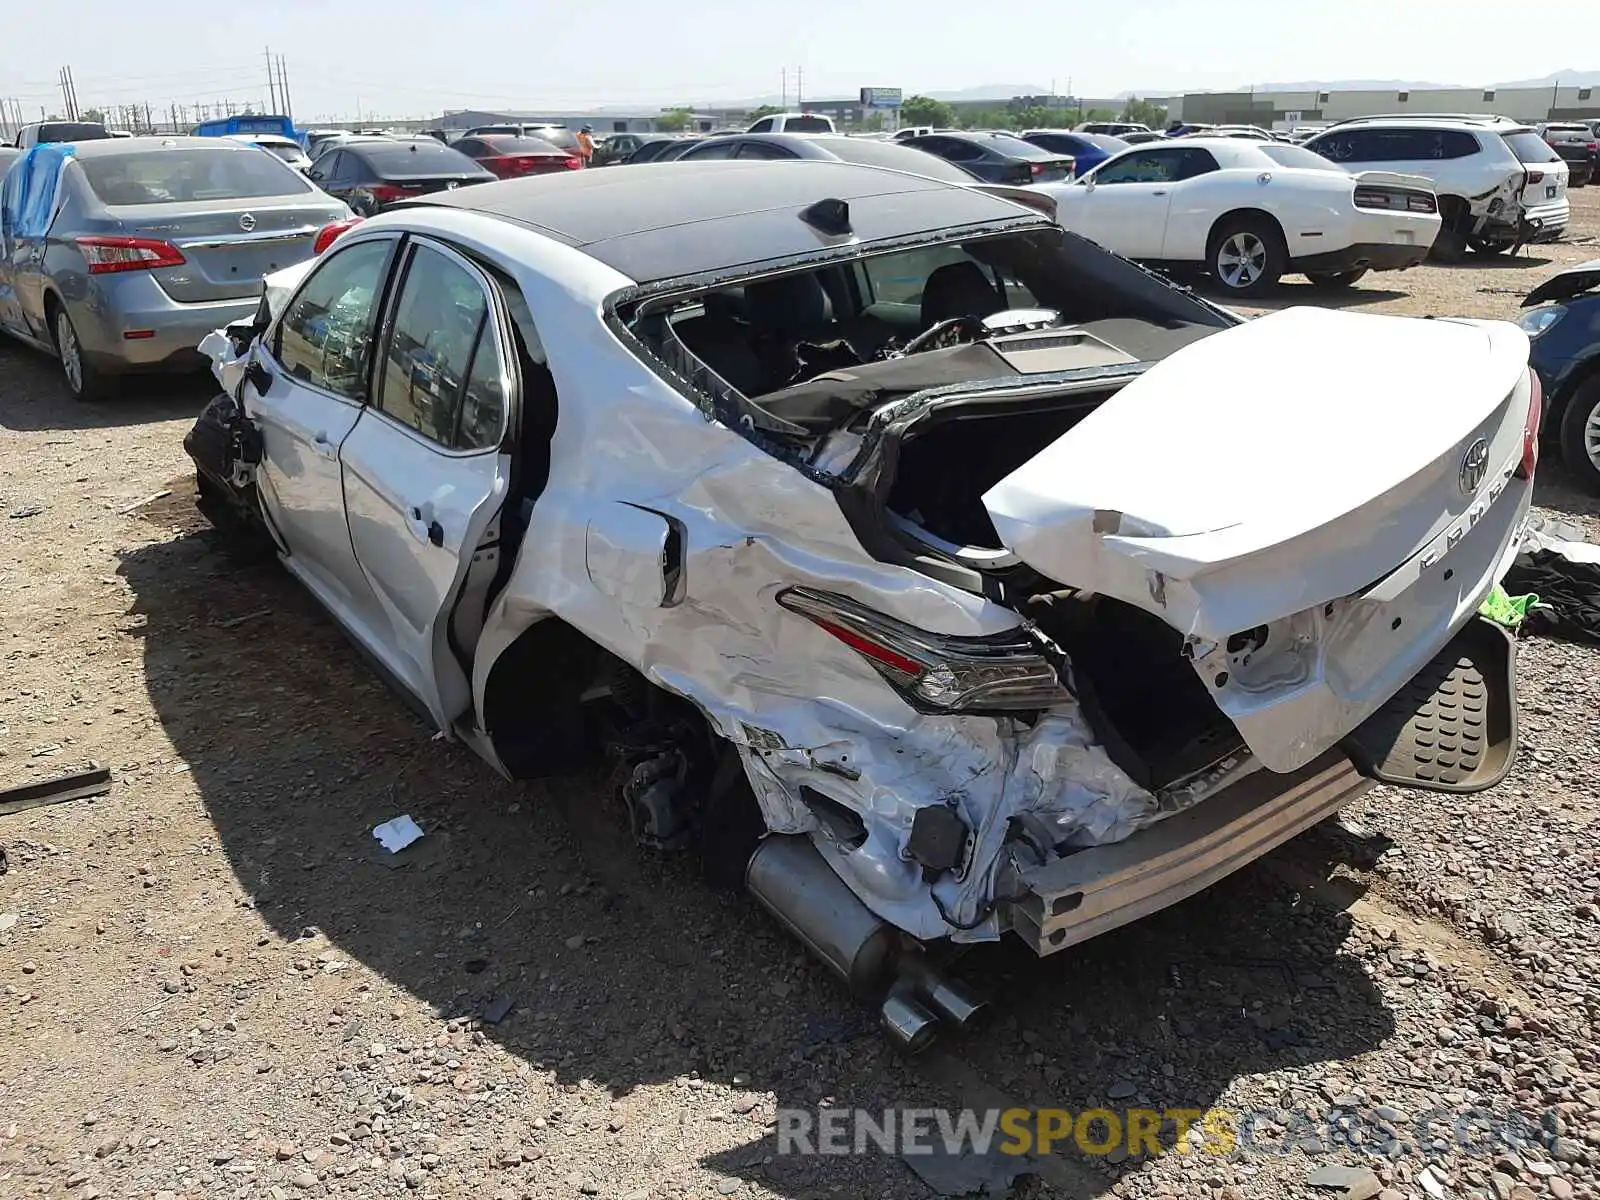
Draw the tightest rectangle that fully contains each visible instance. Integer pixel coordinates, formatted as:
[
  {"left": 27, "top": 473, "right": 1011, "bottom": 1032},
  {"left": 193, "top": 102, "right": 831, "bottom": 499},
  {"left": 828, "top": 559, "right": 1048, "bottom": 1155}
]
[
  {"left": 1207, "top": 216, "right": 1286, "bottom": 297},
  {"left": 1304, "top": 268, "right": 1370, "bottom": 290},
  {"left": 1468, "top": 235, "right": 1513, "bottom": 256},
  {"left": 1558, "top": 376, "right": 1600, "bottom": 494},
  {"left": 51, "top": 305, "right": 112, "bottom": 401}
]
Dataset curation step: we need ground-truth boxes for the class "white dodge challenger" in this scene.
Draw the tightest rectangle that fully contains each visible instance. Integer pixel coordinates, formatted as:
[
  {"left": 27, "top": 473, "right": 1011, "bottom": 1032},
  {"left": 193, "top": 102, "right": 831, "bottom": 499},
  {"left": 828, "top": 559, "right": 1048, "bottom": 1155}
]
[
  {"left": 1041, "top": 137, "right": 1443, "bottom": 296},
  {"left": 187, "top": 159, "right": 1535, "bottom": 1050}
]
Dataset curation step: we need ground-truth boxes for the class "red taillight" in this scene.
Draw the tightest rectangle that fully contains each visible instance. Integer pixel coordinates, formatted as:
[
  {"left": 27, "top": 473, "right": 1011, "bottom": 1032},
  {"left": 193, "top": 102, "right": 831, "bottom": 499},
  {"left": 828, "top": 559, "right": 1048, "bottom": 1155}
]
[
  {"left": 563, "top": 156, "right": 582, "bottom": 170},
  {"left": 366, "top": 183, "right": 411, "bottom": 205},
  {"left": 777, "top": 587, "right": 1069, "bottom": 713},
  {"left": 1029, "top": 162, "right": 1044, "bottom": 176},
  {"left": 810, "top": 616, "right": 925, "bottom": 678},
  {"left": 1528, "top": 170, "right": 1545, "bottom": 185},
  {"left": 75, "top": 236, "right": 185, "bottom": 275},
  {"left": 1518, "top": 369, "right": 1543, "bottom": 480},
  {"left": 1588, "top": 143, "right": 1598, "bottom": 152},
  {"left": 313, "top": 217, "right": 364, "bottom": 255}
]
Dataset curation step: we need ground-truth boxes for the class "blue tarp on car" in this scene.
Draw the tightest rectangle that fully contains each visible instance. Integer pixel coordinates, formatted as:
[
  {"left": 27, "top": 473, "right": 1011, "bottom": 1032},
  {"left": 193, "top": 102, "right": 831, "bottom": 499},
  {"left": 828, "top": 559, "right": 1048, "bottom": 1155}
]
[{"left": 1, "top": 143, "right": 75, "bottom": 242}]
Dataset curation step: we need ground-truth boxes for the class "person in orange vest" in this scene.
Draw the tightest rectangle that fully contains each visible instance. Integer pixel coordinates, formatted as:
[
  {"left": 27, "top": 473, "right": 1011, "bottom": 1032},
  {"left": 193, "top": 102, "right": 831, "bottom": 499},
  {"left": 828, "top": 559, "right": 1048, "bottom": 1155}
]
[{"left": 576, "top": 125, "right": 595, "bottom": 167}]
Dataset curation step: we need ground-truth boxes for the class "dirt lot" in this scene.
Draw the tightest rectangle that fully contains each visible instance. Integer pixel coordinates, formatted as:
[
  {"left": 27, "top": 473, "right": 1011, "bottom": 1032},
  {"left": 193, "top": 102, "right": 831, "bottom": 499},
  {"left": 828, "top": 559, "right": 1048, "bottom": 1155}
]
[{"left": 3, "top": 191, "right": 1600, "bottom": 1200}]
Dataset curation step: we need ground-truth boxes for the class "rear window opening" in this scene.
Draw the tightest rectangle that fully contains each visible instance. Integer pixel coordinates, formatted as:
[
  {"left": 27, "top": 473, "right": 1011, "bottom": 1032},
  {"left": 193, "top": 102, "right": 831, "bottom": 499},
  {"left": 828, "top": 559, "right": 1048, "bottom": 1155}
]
[
  {"left": 477, "top": 136, "right": 566, "bottom": 155},
  {"left": 633, "top": 226, "right": 1224, "bottom": 439},
  {"left": 360, "top": 143, "right": 485, "bottom": 174},
  {"left": 81, "top": 148, "right": 312, "bottom": 204},
  {"left": 781, "top": 116, "right": 832, "bottom": 133}
]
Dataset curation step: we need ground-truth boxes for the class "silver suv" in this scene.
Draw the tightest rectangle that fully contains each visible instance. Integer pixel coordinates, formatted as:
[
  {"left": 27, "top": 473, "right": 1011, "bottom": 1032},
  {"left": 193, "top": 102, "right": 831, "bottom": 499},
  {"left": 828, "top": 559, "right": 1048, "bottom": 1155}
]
[{"left": 1304, "top": 114, "right": 1568, "bottom": 259}]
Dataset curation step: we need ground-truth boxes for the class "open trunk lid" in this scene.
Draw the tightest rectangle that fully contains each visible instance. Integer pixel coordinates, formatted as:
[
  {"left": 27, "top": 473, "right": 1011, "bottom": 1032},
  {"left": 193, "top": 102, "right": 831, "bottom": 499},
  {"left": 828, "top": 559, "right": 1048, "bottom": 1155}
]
[{"left": 981, "top": 306, "right": 1535, "bottom": 773}]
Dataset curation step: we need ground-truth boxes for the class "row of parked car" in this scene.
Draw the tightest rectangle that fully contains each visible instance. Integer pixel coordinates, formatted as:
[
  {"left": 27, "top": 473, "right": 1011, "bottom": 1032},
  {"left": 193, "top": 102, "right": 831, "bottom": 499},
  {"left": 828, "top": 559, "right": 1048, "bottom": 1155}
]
[{"left": 2, "top": 110, "right": 1596, "bottom": 486}]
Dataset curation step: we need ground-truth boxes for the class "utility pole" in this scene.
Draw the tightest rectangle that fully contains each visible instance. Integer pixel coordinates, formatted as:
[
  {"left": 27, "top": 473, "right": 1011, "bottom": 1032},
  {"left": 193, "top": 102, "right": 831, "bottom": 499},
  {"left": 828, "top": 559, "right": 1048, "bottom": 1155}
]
[
  {"left": 796, "top": 66, "right": 803, "bottom": 110},
  {"left": 59, "top": 67, "right": 76, "bottom": 119},
  {"left": 781, "top": 67, "right": 787, "bottom": 110},
  {"left": 278, "top": 55, "right": 293, "bottom": 121},
  {"left": 266, "top": 46, "right": 278, "bottom": 111}
]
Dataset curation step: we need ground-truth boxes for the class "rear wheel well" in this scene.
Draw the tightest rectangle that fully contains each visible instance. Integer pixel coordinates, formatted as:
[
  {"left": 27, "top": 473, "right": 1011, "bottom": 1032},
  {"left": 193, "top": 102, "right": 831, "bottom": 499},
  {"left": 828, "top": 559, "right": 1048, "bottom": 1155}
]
[
  {"left": 1549, "top": 356, "right": 1600, "bottom": 431},
  {"left": 479, "top": 616, "right": 764, "bottom": 882},
  {"left": 1206, "top": 208, "right": 1286, "bottom": 257},
  {"left": 1437, "top": 194, "right": 1470, "bottom": 230},
  {"left": 481, "top": 617, "right": 608, "bottom": 779}
]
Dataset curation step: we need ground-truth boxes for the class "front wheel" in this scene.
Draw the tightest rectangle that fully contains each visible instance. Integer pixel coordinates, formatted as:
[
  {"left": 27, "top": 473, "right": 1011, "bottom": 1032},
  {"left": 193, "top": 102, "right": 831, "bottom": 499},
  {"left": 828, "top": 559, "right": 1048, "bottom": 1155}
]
[
  {"left": 1468, "top": 234, "right": 1513, "bottom": 256},
  {"left": 1304, "top": 268, "right": 1369, "bottom": 290},
  {"left": 1558, "top": 377, "right": 1600, "bottom": 494},
  {"left": 1208, "top": 218, "right": 1286, "bottom": 297}
]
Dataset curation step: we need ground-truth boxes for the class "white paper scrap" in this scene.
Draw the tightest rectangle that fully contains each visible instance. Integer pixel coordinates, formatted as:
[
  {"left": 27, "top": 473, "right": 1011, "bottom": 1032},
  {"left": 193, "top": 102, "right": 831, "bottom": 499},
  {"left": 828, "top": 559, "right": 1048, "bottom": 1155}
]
[{"left": 372, "top": 814, "right": 425, "bottom": 853}]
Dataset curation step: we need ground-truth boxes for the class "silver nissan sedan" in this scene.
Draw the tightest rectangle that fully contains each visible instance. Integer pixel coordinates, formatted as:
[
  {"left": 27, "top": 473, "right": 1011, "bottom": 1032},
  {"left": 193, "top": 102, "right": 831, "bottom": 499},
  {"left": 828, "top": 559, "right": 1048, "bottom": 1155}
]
[{"left": 0, "top": 136, "right": 349, "bottom": 399}]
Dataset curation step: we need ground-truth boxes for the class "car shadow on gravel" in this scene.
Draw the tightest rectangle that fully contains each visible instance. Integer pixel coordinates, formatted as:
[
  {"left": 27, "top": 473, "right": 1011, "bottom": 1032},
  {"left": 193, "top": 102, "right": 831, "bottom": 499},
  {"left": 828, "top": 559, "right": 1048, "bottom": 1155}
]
[
  {"left": 115, "top": 503, "right": 1397, "bottom": 1198},
  {"left": 1532, "top": 463, "right": 1600, "bottom": 525},
  {"left": 0, "top": 345, "right": 215, "bottom": 432},
  {"left": 1225, "top": 282, "right": 1410, "bottom": 312}
]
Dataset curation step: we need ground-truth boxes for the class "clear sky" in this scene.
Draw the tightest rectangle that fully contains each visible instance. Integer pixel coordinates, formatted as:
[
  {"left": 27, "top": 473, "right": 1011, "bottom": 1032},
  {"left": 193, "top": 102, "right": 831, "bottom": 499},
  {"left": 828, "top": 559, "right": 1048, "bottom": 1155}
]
[{"left": 2, "top": 0, "right": 1594, "bottom": 123}]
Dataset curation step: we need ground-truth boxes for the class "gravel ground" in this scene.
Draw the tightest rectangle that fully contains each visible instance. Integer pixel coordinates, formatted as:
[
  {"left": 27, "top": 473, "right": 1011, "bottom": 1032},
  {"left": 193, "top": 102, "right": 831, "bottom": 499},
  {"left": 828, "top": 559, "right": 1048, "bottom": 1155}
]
[{"left": 2, "top": 189, "right": 1600, "bottom": 1200}]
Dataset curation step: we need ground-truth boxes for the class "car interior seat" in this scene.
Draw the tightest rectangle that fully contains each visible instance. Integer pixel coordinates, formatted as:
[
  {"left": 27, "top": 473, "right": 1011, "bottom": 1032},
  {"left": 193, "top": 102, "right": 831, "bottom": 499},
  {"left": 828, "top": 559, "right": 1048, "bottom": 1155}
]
[{"left": 920, "top": 261, "right": 1007, "bottom": 329}]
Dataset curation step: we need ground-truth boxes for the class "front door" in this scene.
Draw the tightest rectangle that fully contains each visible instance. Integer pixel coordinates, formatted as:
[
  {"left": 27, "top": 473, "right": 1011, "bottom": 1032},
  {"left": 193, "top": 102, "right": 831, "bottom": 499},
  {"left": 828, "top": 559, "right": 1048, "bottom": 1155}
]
[
  {"left": 1076, "top": 148, "right": 1188, "bottom": 258},
  {"left": 247, "top": 234, "right": 397, "bottom": 638},
  {"left": 338, "top": 238, "right": 512, "bottom": 726}
]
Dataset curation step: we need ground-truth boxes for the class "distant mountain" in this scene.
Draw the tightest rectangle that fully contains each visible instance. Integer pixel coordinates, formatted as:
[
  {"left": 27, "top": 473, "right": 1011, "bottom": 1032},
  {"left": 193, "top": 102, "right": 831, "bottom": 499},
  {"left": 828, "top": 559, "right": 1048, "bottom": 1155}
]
[
  {"left": 1492, "top": 69, "right": 1600, "bottom": 88},
  {"left": 1240, "top": 79, "right": 1459, "bottom": 92}
]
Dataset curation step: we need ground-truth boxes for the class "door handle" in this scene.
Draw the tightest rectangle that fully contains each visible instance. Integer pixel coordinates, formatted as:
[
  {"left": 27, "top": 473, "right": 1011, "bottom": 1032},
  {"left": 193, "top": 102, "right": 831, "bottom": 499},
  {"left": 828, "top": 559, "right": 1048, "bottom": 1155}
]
[
  {"left": 1151, "top": 190, "right": 1168, "bottom": 196},
  {"left": 409, "top": 506, "right": 445, "bottom": 547}
]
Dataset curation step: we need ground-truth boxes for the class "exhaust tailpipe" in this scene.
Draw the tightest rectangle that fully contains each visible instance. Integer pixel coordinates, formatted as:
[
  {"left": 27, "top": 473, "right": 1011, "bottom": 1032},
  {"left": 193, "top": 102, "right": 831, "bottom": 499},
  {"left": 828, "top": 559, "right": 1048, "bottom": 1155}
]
[
  {"left": 880, "top": 991, "right": 940, "bottom": 1054},
  {"left": 900, "top": 956, "right": 989, "bottom": 1030},
  {"left": 745, "top": 835, "right": 989, "bottom": 1049}
]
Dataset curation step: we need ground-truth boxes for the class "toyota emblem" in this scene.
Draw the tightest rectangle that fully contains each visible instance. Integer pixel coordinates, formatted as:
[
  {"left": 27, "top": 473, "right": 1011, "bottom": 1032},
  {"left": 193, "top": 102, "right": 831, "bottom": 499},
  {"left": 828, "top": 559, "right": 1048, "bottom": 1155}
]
[
  {"left": 1459, "top": 437, "right": 1490, "bottom": 495},
  {"left": 445, "top": 181, "right": 459, "bottom": 190},
  {"left": 238, "top": 212, "right": 256, "bottom": 232}
]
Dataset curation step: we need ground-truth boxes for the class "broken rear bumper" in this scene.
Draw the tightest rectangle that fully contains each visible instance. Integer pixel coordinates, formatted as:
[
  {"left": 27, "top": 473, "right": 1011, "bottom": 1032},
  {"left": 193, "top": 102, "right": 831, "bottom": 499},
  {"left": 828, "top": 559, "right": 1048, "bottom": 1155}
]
[{"left": 1001, "top": 753, "right": 1373, "bottom": 955}]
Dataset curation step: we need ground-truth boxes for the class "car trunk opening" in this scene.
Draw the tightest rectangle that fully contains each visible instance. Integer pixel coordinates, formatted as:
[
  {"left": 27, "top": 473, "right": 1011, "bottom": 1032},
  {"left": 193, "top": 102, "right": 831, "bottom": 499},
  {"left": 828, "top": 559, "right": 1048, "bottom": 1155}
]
[{"left": 867, "top": 379, "right": 1245, "bottom": 793}]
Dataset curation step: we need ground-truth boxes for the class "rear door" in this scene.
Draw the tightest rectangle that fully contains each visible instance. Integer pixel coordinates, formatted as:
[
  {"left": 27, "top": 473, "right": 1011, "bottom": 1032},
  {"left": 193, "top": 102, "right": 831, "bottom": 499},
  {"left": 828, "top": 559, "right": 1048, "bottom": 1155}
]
[
  {"left": 338, "top": 237, "right": 514, "bottom": 726},
  {"left": 249, "top": 234, "right": 398, "bottom": 634}
]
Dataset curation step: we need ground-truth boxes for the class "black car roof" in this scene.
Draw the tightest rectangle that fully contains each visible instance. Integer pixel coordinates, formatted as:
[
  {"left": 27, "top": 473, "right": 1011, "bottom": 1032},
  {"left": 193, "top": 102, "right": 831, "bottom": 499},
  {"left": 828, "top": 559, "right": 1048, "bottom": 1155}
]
[{"left": 400, "top": 159, "right": 1039, "bottom": 283}]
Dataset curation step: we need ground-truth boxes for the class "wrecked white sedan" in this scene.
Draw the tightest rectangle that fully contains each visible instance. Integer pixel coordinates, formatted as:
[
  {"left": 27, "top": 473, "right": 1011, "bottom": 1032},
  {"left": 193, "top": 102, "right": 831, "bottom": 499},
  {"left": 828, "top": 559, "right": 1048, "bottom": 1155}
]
[{"left": 186, "top": 159, "right": 1538, "bottom": 1051}]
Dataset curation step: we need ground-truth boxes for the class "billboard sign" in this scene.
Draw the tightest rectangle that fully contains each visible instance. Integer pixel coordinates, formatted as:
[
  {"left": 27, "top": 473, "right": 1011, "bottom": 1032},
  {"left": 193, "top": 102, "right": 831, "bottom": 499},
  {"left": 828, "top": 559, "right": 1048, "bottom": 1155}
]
[{"left": 859, "top": 87, "right": 903, "bottom": 109}]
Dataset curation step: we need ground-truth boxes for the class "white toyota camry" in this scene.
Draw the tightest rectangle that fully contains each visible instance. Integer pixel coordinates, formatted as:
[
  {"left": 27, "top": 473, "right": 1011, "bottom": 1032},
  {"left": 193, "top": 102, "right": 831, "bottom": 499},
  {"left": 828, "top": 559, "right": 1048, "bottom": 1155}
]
[
  {"left": 1041, "top": 137, "right": 1442, "bottom": 296},
  {"left": 187, "top": 160, "right": 1533, "bottom": 1049}
]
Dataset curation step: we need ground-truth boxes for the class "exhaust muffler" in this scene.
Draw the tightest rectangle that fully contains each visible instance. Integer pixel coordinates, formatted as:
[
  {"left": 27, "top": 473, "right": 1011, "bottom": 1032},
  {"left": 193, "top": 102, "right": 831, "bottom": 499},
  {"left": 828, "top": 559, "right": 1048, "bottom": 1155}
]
[{"left": 745, "top": 835, "right": 989, "bottom": 1052}]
